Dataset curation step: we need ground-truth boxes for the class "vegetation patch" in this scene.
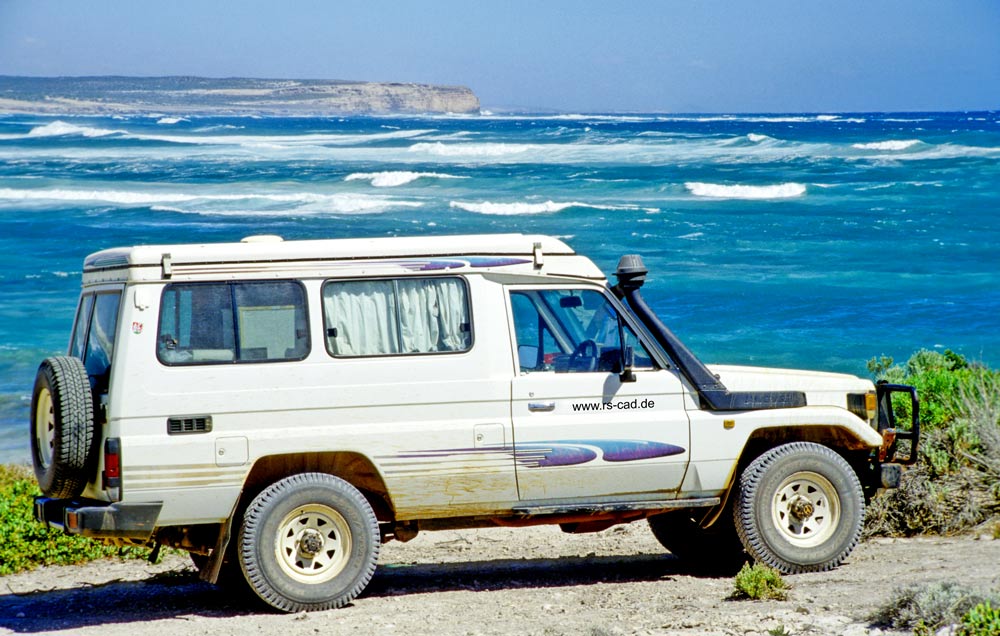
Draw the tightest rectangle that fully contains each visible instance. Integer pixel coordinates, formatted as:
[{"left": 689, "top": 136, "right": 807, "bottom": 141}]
[
  {"left": 871, "top": 582, "right": 1000, "bottom": 635},
  {"left": 731, "top": 562, "right": 788, "bottom": 601},
  {"left": 0, "top": 464, "right": 148, "bottom": 575},
  {"left": 865, "top": 350, "right": 1000, "bottom": 536}
]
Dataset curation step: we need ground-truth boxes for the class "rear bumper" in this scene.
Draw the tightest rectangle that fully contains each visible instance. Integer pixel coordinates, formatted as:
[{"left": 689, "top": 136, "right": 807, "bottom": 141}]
[{"left": 34, "top": 497, "right": 162, "bottom": 541}]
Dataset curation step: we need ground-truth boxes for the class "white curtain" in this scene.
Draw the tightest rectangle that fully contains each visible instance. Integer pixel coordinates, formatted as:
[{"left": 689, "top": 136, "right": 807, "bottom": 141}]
[
  {"left": 325, "top": 278, "right": 469, "bottom": 356},
  {"left": 324, "top": 281, "right": 399, "bottom": 356}
]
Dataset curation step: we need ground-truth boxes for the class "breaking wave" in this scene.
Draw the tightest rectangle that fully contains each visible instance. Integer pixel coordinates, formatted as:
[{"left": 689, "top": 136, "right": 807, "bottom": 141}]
[
  {"left": 852, "top": 139, "right": 922, "bottom": 151},
  {"left": 344, "top": 171, "right": 466, "bottom": 187},
  {"left": 0, "top": 187, "right": 424, "bottom": 214},
  {"left": 449, "top": 200, "right": 648, "bottom": 216},
  {"left": 685, "top": 182, "right": 807, "bottom": 199},
  {"left": 25, "top": 121, "right": 125, "bottom": 138}
]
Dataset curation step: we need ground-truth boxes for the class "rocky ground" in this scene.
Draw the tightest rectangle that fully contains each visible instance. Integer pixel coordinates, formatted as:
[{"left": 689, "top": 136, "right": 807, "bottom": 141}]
[{"left": 1, "top": 523, "right": 998, "bottom": 636}]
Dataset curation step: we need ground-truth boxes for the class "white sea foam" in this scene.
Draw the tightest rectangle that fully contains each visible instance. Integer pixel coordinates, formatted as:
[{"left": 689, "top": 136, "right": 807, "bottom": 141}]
[
  {"left": 852, "top": 139, "right": 922, "bottom": 151},
  {"left": 747, "top": 133, "right": 774, "bottom": 143},
  {"left": 449, "top": 200, "right": 643, "bottom": 216},
  {"left": 25, "top": 121, "right": 124, "bottom": 138},
  {"left": 409, "top": 142, "right": 533, "bottom": 157},
  {"left": 0, "top": 187, "right": 424, "bottom": 214},
  {"left": 344, "top": 171, "right": 466, "bottom": 187},
  {"left": 156, "top": 117, "right": 188, "bottom": 125},
  {"left": 685, "top": 182, "right": 807, "bottom": 199}
]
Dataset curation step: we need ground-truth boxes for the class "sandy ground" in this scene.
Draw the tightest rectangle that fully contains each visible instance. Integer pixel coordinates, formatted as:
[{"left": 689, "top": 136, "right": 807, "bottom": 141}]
[{"left": 1, "top": 524, "right": 998, "bottom": 636}]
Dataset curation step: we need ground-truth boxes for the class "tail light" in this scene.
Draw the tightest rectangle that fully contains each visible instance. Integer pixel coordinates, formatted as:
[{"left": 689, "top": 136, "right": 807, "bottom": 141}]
[{"left": 103, "top": 437, "right": 121, "bottom": 493}]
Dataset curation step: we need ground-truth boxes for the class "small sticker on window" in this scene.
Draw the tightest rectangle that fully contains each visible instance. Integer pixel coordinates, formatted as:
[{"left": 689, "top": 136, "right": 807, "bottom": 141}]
[{"left": 132, "top": 322, "right": 143, "bottom": 335}]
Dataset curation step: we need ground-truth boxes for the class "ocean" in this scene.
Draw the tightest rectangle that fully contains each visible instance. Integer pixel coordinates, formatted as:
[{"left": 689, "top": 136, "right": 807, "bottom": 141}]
[{"left": 1, "top": 111, "right": 998, "bottom": 463}]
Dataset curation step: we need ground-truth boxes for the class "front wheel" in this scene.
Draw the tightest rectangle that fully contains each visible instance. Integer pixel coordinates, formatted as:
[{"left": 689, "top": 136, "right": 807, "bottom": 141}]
[
  {"left": 238, "top": 473, "right": 380, "bottom": 612},
  {"left": 734, "top": 442, "right": 864, "bottom": 574}
]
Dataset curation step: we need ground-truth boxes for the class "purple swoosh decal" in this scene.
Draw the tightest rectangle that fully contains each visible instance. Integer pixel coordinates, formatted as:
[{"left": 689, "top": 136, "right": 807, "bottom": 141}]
[
  {"left": 394, "top": 439, "right": 684, "bottom": 468},
  {"left": 570, "top": 439, "right": 686, "bottom": 462},
  {"left": 514, "top": 444, "right": 598, "bottom": 468}
]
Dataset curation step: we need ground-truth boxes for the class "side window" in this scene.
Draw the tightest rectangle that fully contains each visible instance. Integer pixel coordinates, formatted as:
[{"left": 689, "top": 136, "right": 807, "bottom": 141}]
[
  {"left": 69, "top": 292, "right": 122, "bottom": 394},
  {"left": 158, "top": 281, "right": 309, "bottom": 365},
  {"left": 85, "top": 293, "right": 122, "bottom": 388},
  {"left": 510, "top": 289, "right": 654, "bottom": 373},
  {"left": 323, "top": 277, "right": 472, "bottom": 357},
  {"left": 69, "top": 293, "right": 95, "bottom": 359}
]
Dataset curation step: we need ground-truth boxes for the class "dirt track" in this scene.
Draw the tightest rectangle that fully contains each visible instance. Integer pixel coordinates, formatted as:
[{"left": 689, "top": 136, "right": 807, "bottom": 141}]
[{"left": 2, "top": 524, "right": 998, "bottom": 636}]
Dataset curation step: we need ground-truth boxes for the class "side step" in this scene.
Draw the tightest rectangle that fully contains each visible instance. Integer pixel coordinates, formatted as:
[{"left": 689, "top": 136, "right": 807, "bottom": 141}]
[{"left": 512, "top": 496, "right": 720, "bottom": 518}]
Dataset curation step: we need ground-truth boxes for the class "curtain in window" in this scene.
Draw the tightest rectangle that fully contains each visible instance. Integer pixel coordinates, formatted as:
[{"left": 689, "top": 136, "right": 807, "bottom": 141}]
[
  {"left": 325, "top": 278, "right": 469, "bottom": 356},
  {"left": 325, "top": 281, "right": 399, "bottom": 356}
]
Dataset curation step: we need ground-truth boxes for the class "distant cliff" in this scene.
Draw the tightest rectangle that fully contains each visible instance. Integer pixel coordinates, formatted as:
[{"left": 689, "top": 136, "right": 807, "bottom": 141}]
[{"left": 0, "top": 76, "right": 481, "bottom": 115}]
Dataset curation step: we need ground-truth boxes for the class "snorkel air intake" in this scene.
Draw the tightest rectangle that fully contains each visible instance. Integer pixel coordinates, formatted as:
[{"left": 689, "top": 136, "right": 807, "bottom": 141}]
[{"left": 613, "top": 255, "right": 806, "bottom": 411}]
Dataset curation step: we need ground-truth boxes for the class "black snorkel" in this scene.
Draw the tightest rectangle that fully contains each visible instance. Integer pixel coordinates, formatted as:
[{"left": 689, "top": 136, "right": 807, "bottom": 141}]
[{"left": 613, "top": 254, "right": 806, "bottom": 411}]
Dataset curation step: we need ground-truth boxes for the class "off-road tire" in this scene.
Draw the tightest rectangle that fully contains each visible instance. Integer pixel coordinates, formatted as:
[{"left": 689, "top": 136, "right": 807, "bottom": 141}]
[
  {"left": 648, "top": 506, "right": 748, "bottom": 574},
  {"left": 30, "top": 356, "right": 95, "bottom": 498},
  {"left": 238, "top": 473, "right": 379, "bottom": 613},
  {"left": 734, "top": 442, "right": 864, "bottom": 574}
]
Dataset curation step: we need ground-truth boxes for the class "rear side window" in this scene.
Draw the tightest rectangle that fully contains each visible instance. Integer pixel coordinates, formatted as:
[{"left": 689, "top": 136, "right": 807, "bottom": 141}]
[
  {"left": 323, "top": 277, "right": 472, "bottom": 357},
  {"left": 69, "top": 291, "right": 122, "bottom": 394},
  {"left": 158, "top": 281, "right": 309, "bottom": 365}
]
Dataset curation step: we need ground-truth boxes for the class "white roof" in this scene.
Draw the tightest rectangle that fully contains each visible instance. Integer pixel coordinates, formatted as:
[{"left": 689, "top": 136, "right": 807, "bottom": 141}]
[{"left": 82, "top": 234, "right": 606, "bottom": 284}]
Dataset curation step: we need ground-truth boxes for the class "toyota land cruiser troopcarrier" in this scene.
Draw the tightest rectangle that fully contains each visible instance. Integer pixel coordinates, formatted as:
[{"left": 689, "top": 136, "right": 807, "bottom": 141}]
[{"left": 31, "top": 233, "right": 919, "bottom": 612}]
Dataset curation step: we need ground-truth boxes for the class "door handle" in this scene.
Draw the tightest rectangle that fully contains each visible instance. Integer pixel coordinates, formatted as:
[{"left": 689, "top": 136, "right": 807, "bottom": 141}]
[{"left": 528, "top": 401, "right": 556, "bottom": 412}]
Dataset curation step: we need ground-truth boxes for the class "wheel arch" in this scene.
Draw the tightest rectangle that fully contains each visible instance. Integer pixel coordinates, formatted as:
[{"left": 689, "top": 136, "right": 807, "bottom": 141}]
[
  {"left": 701, "top": 423, "right": 876, "bottom": 530},
  {"left": 241, "top": 451, "right": 395, "bottom": 523}
]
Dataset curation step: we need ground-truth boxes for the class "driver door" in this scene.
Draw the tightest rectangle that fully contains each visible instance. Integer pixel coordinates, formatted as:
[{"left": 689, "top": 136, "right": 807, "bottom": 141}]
[{"left": 508, "top": 287, "right": 691, "bottom": 502}]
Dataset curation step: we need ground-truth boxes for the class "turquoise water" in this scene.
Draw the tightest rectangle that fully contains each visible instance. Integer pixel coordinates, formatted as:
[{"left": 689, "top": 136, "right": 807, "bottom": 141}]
[{"left": 1, "top": 111, "right": 998, "bottom": 462}]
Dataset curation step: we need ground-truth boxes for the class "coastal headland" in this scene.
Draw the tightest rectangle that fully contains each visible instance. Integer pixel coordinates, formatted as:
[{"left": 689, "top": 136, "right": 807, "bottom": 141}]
[{"left": 0, "top": 76, "right": 481, "bottom": 116}]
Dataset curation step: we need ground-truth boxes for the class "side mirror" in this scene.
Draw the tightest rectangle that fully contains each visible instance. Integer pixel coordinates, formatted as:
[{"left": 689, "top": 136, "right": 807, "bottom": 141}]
[{"left": 619, "top": 345, "right": 636, "bottom": 383}]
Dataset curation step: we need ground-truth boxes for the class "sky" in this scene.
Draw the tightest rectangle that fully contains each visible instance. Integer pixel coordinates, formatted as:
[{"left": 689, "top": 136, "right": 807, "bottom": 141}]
[{"left": 1, "top": 1, "right": 998, "bottom": 113}]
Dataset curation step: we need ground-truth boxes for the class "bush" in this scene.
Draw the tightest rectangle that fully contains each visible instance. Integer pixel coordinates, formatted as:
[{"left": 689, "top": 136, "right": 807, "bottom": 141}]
[
  {"left": 865, "top": 350, "right": 1000, "bottom": 537},
  {"left": 0, "top": 464, "right": 148, "bottom": 575},
  {"left": 731, "top": 562, "right": 788, "bottom": 601},
  {"left": 870, "top": 581, "right": 999, "bottom": 633},
  {"left": 960, "top": 601, "right": 1000, "bottom": 636}
]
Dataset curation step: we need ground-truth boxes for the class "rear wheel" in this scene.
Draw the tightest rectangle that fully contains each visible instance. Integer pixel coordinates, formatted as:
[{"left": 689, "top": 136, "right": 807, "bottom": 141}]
[
  {"left": 30, "top": 356, "right": 95, "bottom": 498},
  {"left": 238, "top": 473, "right": 379, "bottom": 612},
  {"left": 734, "top": 442, "right": 864, "bottom": 574}
]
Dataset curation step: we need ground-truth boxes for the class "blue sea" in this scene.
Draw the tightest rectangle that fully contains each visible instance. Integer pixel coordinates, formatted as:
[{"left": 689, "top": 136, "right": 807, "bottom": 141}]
[{"left": 1, "top": 111, "right": 998, "bottom": 463}]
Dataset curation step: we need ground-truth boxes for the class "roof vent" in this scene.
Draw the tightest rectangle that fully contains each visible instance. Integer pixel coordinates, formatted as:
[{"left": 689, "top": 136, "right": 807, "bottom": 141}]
[{"left": 241, "top": 235, "right": 284, "bottom": 243}]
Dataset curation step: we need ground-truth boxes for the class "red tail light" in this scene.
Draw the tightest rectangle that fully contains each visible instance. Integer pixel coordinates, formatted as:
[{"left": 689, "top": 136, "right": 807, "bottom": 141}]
[{"left": 103, "top": 438, "right": 121, "bottom": 489}]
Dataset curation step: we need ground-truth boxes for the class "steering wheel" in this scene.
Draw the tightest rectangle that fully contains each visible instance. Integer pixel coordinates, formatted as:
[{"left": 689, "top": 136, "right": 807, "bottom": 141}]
[{"left": 568, "top": 339, "right": 599, "bottom": 372}]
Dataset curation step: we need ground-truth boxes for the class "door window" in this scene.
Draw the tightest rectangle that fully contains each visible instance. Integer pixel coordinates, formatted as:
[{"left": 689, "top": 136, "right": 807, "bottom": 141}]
[{"left": 509, "top": 289, "right": 653, "bottom": 373}]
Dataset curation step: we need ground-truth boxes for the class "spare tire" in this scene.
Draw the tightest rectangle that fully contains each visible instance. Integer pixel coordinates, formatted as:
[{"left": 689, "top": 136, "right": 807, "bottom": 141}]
[{"left": 31, "top": 356, "right": 95, "bottom": 498}]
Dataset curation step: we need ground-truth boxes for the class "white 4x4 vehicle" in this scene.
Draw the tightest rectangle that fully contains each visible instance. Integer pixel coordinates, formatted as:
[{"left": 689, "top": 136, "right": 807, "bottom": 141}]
[{"left": 32, "top": 234, "right": 918, "bottom": 612}]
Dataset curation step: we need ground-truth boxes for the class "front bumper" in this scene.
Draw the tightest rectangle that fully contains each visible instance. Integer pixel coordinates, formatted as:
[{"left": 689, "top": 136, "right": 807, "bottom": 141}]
[{"left": 34, "top": 497, "right": 162, "bottom": 541}]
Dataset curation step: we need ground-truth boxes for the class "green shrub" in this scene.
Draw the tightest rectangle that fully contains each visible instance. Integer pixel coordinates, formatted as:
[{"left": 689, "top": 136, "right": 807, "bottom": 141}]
[
  {"left": 865, "top": 350, "right": 1000, "bottom": 537},
  {"left": 0, "top": 464, "right": 148, "bottom": 575},
  {"left": 960, "top": 601, "right": 1000, "bottom": 636},
  {"left": 731, "top": 562, "right": 788, "bottom": 601},
  {"left": 870, "top": 582, "right": 998, "bottom": 632}
]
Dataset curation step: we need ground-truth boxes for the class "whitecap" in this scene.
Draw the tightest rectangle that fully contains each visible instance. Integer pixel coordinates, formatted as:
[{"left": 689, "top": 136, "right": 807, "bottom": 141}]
[
  {"left": 409, "top": 142, "right": 533, "bottom": 157},
  {"left": 747, "top": 133, "right": 773, "bottom": 143},
  {"left": 156, "top": 117, "right": 188, "bottom": 125},
  {"left": 25, "top": 120, "right": 124, "bottom": 138},
  {"left": 0, "top": 187, "right": 424, "bottom": 214},
  {"left": 344, "top": 171, "right": 466, "bottom": 187},
  {"left": 852, "top": 139, "right": 922, "bottom": 151},
  {"left": 449, "top": 200, "right": 642, "bottom": 216},
  {"left": 685, "top": 182, "right": 807, "bottom": 200}
]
